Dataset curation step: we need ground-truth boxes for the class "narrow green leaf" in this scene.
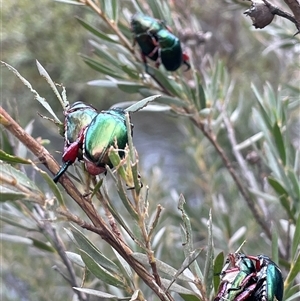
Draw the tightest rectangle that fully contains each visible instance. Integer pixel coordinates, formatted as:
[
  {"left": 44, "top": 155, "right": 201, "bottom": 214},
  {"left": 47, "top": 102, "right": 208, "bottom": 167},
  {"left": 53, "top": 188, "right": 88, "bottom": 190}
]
[
  {"left": 197, "top": 76, "right": 206, "bottom": 110},
  {"left": 112, "top": 248, "right": 133, "bottom": 281},
  {"left": 284, "top": 285, "right": 300, "bottom": 301},
  {"left": 285, "top": 252, "right": 300, "bottom": 289},
  {"left": 87, "top": 79, "right": 118, "bottom": 88},
  {"left": 91, "top": 178, "right": 103, "bottom": 199},
  {"left": 178, "top": 194, "right": 193, "bottom": 254},
  {"left": 1, "top": 131, "right": 14, "bottom": 155},
  {"left": 235, "top": 132, "right": 264, "bottom": 151},
  {"left": 81, "top": 55, "right": 124, "bottom": 78},
  {"left": 285, "top": 292, "right": 300, "bottom": 301},
  {"left": 117, "top": 81, "right": 146, "bottom": 93},
  {"left": 131, "top": 252, "right": 193, "bottom": 282},
  {"left": 120, "top": 65, "right": 140, "bottom": 79},
  {"left": 271, "top": 224, "right": 279, "bottom": 264},
  {"left": 76, "top": 17, "right": 119, "bottom": 44},
  {"left": 16, "top": 119, "right": 34, "bottom": 159},
  {"left": 30, "top": 238, "right": 56, "bottom": 252},
  {"left": 147, "top": 65, "right": 182, "bottom": 98},
  {"left": 124, "top": 95, "right": 160, "bottom": 113},
  {"left": 80, "top": 250, "right": 126, "bottom": 288},
  {"left": 178, "top": 194, "right": 203, "bottom": 279},
  {"left": 180, "top": 76, "right": 194, "bottom": 104},
  {"left": 161, "top": 278, "right": 196, "bottom": 296},
  {"left": 252, "top": 87, "right": 273, "bottom": 131},
  {"left": 203, "top": 210, "right": 214, "bottom": 296},
  {"left": 54, "top": 0, "right": 85, "bottom": 5},
  {"left": 102, "top": 0, "right": 113, "bottom": 20},
  {"left": 36, "top": 60, "right": 67, "bottom": 109},
  {"left": 266, "top": 82, "right": 277, "bottom": 109},
  {"left": 131, "top": 161, "right": 142, "bottom": 194},
  {"left": 108, "top": 150, "right": 127, "bottom": 180},
  {"left": 70, "top": 224, "right": 120, "bottom": 274},
  {"left": 263, "top": 142, "right": 292, "bottom": 192},
  {"left": 268, "top": 177, "right": 288, "bottom": 196},
  {"left": 249, "top": 188, "right": 280, "bottom": 202},
  {"left": 166, "top": 249, "right": 203, "bottom": 292},
  {"left": 1, "top": 162, "right": 41, "bottom": 192},
  {"left": 89, "top": 40, "right": 120, "bottom": 68},
  {"left": 284, "top": 283, "right": 298, "bottom": 300},
  {"left": 2, "top": 61, "right": 61, "bottom": 123},
  {"left": 292, "top": 216, "right": 300, "bottom": 258},
  {"left": 272, "top": 122, "right": 286, "bottom": 166},
  {"left": 228, "top": 227, "right": 246, "bottom": 247},
  {"left": 38, "top": 167, "right": 65, "bottom": 207},
  {"left": 0, "top": 214, "right": 36, "bottom": 231},
  {"left": 73, "top": 288, "right": 120, "bottom": 299},
  {"left": 179, "top": 294, "right": 202, "bottom": 301},
  {"left": 111, "top": 0, "right": 119, "bottom": 22},
  {"left": 138, "top": 88, "right": 186, "bottom": 107},
  {"left": 110, "top": 101, "right": 169, "bottom": 112},
  {"left": 1, "top": 233, "right": 33, "bottom": 245},
  {"left": 147, "top": 0, "right": 170, "bottom": 21},
  {"left": 0, "top": 189, "right": 27, "bottom": 202},
  {"left": 267, "top": 177, "right": 295, "bottom": 221},
  {"left": 130, "top": 0, "right": 144, "bottom": 14},
  {"left": 65, "top": 251, "right": 85, "bottom": 268},
  {"left": 287, "top": 169, "right": 300, "bottom": 204},
  {"left": 112, "top": 171, "right": 139, "bottom": 221},
  {"left": 154, "top": 95, "right": 186, "bottom": 107},
  {"left": 213, "top": 252, "right": 224, "bottom": 293}
]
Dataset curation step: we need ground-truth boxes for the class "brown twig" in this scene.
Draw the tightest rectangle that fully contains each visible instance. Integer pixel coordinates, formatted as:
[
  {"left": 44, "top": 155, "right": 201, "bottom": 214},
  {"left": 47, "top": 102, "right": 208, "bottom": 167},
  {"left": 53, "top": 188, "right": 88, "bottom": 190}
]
[
  {"left": 262, "top": 0, "right": 300, "bottom": 33},
  {"left": 283, "top": 0, "right": 300, "bottom": 24},
  {"left": 131, "top": 186, "right": 174, "bottom": 300},
  {"left": 18, "top": 202, "right": 87, "bottom": 301},
  {"left": 81, "top": 0, "right": 134, "bottom": 52},
  {"left": 185, "top": 109, "right": 275, "bottom": 246},
  {"left": 219, "top": 104, "right": 285, "bottom": 258},
  {"left": 91, "top": 177, "right": 124, "bottom": 241}
]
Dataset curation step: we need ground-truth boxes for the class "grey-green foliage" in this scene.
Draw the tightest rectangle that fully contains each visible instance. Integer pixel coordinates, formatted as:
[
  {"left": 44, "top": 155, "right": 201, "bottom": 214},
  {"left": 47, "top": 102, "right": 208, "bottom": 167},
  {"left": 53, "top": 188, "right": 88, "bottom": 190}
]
[{"left": 1, "top": 0, "right": 300, "bottom": 301}]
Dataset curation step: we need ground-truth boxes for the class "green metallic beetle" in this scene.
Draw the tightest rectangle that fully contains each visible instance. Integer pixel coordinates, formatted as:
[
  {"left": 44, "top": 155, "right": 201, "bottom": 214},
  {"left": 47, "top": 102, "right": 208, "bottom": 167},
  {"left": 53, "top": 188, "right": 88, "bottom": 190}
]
[
  {"left": 245, "top": 254, "right": 284, "bottom": 301},
  {"left": 156, "top": 29, "right": 190, "bottom": 71},
  {"left": 214, "top": 252, "right": 256, "bottom": 301},
  {"left": 131, "top": 12, "right": 165, "bottom": 37},
  {"left": 53, "top": 106, "right": 132, "bottom": 182},
  {"left": 64, "top": 101, "right": 98, "bottom": 149},
  {"left": 53, "top": 101, "right": 98, "bottom": 183},
  {"left": 131, "top": 13, "right": 165, "bottom": 70},
  {"left": 83, "top": 108, "right": 131, "bottom": 175},
  {"left": 131, "top": 12, "right": 190, "bottom": 72}
]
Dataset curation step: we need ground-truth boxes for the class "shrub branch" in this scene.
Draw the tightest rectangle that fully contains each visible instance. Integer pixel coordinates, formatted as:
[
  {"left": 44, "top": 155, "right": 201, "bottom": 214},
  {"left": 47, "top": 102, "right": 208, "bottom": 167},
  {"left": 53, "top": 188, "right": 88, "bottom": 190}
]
[{"left": 0, "top": 106, "right": 174, "bottom": 301}]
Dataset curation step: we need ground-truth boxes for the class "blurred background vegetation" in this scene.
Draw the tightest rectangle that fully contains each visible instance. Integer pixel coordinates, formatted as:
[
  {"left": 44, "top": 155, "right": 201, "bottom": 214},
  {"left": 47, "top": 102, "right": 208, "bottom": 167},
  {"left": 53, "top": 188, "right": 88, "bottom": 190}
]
[{"left": 1, "top": 0, "right": 299, "bottom": 300}]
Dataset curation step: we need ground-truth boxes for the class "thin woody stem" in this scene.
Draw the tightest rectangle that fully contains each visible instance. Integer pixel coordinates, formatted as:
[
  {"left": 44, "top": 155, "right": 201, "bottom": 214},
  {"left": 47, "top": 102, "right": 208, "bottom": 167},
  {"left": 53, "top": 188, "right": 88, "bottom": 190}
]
[
  {"left": 82, "top": 0, "right": 134, "bottom": 52},
  {"left": 185, "top": 109, "right": 274, "bottom": 245},
  {"left": 262, "top": 0, "right": 300, "bottom": 33}
]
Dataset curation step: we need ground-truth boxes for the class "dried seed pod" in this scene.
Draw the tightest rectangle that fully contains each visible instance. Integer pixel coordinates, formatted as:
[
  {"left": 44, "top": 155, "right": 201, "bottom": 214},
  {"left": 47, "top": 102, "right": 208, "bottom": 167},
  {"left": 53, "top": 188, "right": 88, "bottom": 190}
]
[{"left": 244, "top": 1, "right": 274, "bottom": 29}]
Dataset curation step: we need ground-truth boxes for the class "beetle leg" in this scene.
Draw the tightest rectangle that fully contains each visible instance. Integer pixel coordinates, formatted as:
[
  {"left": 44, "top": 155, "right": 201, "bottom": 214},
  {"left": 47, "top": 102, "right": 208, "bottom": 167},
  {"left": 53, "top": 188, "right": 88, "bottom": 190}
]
[
  {"left": 53, "top": 160, "right": 73, "bottom": 183},
  {"left": 146, "top": 34, "right": 159, "bottom": 60},
  {"left": 226, "top": 272, "right": 256, "bottom": 294},
  {"left": 155, "top": 48, "right": 162, "bottom": 69},
  {"left": 182, "top": 52, "right": 191, "bottom": 71},
  {"left": 53, "top": 127, "right": 86, "bottom": 183},
  {"left": 244, "top": 255, "right": 262, "bottom": 271},
  {"left": 232, "top": 283, "right": 257, "bottom": 301},
  {"left": 62, "top": 127, "right": 85, "bottom": 163},
  {"left": 141, "top": 52, "right": 149, "bottom": 73}
]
